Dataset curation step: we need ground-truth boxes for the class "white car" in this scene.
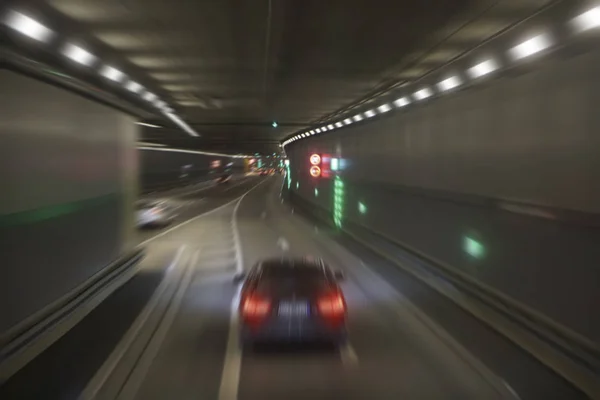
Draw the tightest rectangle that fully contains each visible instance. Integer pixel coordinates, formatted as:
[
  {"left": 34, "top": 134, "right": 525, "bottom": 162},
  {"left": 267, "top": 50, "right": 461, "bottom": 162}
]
[{"left": 136, "top": 200, "right": 176, "bottom": 228}]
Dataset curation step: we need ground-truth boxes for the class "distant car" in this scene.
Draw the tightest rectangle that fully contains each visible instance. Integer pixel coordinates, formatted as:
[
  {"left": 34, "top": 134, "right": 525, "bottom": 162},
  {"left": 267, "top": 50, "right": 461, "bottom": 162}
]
[
  {"left": 135, "top": 200, "right": 176, "bottom": 228},
  {"left": 216, "top": 174, "right": 232, "bottom": 184},
  {"left": 259, "top": 169, "right": 268, "bottom": 176},
  {"left": 234, "top": 257, "right": 347, "bottom": 346}
]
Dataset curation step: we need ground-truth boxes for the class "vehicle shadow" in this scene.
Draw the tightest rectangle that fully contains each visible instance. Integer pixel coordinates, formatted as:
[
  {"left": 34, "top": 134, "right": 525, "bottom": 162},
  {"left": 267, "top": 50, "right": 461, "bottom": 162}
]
[{"left": 245, "top": 341, "right": 338, "bottom": 356}]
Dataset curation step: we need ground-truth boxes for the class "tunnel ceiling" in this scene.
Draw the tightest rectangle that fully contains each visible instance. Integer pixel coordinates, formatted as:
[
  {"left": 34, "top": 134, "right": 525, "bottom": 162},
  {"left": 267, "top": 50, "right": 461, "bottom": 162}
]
[{"left": 32, "top": 0, "right": 553, "bottom": 154}]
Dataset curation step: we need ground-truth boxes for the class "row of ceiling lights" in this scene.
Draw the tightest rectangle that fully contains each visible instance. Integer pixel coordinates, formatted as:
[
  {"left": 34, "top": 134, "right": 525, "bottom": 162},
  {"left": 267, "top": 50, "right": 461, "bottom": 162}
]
[
  {"left": 282, "top": 4, "right": 600, "bottom": 148},
  {"left": 2, "top": 9, "right": 200, "bottom": 137}
]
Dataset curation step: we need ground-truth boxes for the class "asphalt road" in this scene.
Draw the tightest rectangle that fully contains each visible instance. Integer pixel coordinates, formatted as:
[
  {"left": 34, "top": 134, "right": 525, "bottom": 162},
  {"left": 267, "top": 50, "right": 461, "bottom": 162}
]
[
  {"left": 0, "top": 175, "right": 582, "bottom": 399},
  {"left": 105, "top": 176, "right": 516, "bottom": 400}
]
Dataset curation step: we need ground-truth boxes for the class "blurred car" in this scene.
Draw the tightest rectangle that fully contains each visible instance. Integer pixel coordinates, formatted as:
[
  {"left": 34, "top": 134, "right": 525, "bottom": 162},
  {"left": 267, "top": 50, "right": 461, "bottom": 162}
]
[
  {"left": 135, "top": 200, "right": 176, "bottom": 228},
  {"left": 216, "top": 173, "right": 232, "bottom": 184},
  {"left": 234, "top": 257, "right": 347, "bottom": 346},
  {"left": 259, "top": 169, "right": 268, "bottom": 176}
]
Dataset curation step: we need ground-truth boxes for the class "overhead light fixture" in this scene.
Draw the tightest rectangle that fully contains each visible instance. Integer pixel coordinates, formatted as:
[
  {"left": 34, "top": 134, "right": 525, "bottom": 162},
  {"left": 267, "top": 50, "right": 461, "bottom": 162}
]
[
  {"left": 62, "top": 43, "right": 95, "bottom": 66},
  {"left": 327, "top": 124, "right": 334, "bottom": 130},
  {"left": 378, "top": 104, "right": 392, "bottom": 113},
  {"left": 437, "top": 76, "right": 462, "bottom": 92},
  {"left": 414, "top": 87, "right": 433, "bottom": 101},
  {"left": 165, "top": 112, "right": 199, "bottom": 137},
  {"left": 393, "top": 97, "right": 410, "bottom": 107},
  {"left": 343, "top": 118, "right": 352, "bottom": 125},
  {"left": 316, "top": 128, "right": 322, "bottom": 133},
  {"left": 322, "top": 126, "right": 328, "bottom": 132},
  {"left": 126, "top": 81, "right": 143, "bottom": 93},
  {"left": 143, "top": 92, "right": 157, "bottom": 101},
  {"left": 572, "top": 7, "right": 600, "bottom": 33},
  {"left": 467, "top": 59, "right": 498, "bottom": 79},
  {"left": 4, "top": 10, "right": 53, "bottom": 42},
  {"left": 137, "top": 141, "right": 165, "bottom": 147},
  {"left": 335, "top": 122, "right": 343, "bottom": 128},
  {"left": 272, "top": 121, "right": 278, "bottom": 128},
  {"left": 352, "top": 114, "right": 363, "bottom": 122},
  {"left": 101, "top": 65, "right": 125, "bottom": 82},
  {"left": 509, "top": 33, "right": 551, "bottom": 61},
  {"left": 364, "top": 109, "right": 376, "bottom": 118},
  {"left": 310, "top": 130, "right": 316, "bottom": 135},
  {"left": 136, "top": 122, "right": 162, "bottom": 128}
]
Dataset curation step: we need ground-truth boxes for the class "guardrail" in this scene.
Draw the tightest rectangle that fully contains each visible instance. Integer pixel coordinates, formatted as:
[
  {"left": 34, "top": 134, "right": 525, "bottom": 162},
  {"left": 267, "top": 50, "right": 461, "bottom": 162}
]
[
  {"left": 0, "top": 248, "right": 144, "bottom": 384},
  {"left": 286, "top": 190, "right": 600, "bottom": 398}
]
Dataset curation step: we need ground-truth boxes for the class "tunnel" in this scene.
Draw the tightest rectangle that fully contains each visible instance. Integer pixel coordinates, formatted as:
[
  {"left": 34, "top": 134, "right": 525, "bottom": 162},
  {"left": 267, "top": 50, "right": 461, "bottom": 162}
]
[{"left": 1, "top": 0, "right": 599, "bottom": 399}]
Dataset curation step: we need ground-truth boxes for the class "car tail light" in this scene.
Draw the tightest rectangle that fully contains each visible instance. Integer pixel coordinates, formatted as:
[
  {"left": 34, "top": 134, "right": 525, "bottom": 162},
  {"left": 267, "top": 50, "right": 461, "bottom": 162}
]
[
  {"left": 241, "top": 293, "right": 271, "bottom": 320},
  {"left": 317, "top": 290, "right": 346, "bottom": 319}
]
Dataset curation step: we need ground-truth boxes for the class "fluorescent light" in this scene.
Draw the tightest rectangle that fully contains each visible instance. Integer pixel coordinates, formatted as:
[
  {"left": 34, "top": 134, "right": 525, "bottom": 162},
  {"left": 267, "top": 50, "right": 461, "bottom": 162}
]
[
  {"left": 316, "top": 128, "right": 322, "bottom": 133},
  {"left": 510, "top": 34, "right": 551, "bottom": 61},
  {"left": 335, "top": 122, "right": 343, "bottom": 128},
  {"left": 4, "top": 10, "right": 53, "bottom": 42},
  {"left": 165, "top": 112, "right": 199, "bottom": 137},
  {"left": 310, "top": 130, "right": 315, "bottom": 135},
  {"left": 138, "top": 146, "right": 247, "bottom": 158},
  {"left": 393, "top": 97, "right": 410, "bottom": 107},
  {"left": 322, "top": 126, "right": 328, "bottom": 132},
  {"left": 343, "top": 118, "right": 353, "bottom": 125},
  {"left": 572, "top": 7, "right": 600, "bottom": 33},
  {"left": 101, "top": 65, "right": 125, "bottom": 82},
  {"left": 143, "top": 92, "right": 157, "bottom": 101},
  {"left": 62, "top": 43, "right": 95, "bottom": 66},
  {"left": 364, "top": 109, "right": 376, "bottom": 118},
  {"left": 126, "top": 81, "right": 143, "bottom": 93},
  {"left": 352, "top": 114, "right": 363, "bottom": 122},
  {"left": 414, "top": 87, "right": 433, "bottom": 101},
  {"left": 468, "top": 59, "right": 498, "bottom": 79},
  {"left": 327, "top": 124, "right": 334, "bottom": 130},
  {"left": 137, "top": 141, "right": 165, "bottom": 147},
  {"left": 136, "top": 122, "right": 162, "bottom": 128},
  {"left": 378, "top": 103, "right": 392, "bottom": 113},
  {"left": 437, "top": 76, "right": 462, "bottom": 92}
]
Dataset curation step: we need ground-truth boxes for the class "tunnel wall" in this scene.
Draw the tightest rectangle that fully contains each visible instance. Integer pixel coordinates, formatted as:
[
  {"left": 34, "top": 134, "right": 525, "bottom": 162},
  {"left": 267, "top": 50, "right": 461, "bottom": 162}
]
[
  {"left": 285, "top": 45, "right": 600, "bottom": 343},
  {"left": 139, "top": 149, "right": 246, "bottom": 193},
  {"left": 0, "top": 69, "right": 137, "bottom": 335}
]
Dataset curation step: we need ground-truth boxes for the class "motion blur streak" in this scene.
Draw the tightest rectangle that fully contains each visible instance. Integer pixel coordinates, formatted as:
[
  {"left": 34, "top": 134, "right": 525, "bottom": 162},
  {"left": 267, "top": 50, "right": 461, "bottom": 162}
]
[{"left": 1, "top": 0, "right": 598, "bottom": 399}]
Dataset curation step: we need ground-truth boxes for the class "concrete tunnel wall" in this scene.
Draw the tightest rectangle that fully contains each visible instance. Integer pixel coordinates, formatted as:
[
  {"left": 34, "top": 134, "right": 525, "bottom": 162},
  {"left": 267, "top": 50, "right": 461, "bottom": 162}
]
[
  {"left": 0, "top": 69, "right": 137, "bottom": 336},
  {"left": 285, "top": 44, "right": 600, "bottom": 343}
]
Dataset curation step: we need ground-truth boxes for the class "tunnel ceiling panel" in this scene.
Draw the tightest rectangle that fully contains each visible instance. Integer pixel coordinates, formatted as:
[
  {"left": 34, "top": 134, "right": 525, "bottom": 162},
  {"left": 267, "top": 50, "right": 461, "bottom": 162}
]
[{"left": 39, "top": 0, "right": 553, "bottom": 153}]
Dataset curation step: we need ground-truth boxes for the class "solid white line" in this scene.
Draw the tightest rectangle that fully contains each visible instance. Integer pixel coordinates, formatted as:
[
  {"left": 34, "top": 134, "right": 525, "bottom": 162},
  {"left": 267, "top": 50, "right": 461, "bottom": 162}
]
[
  {"left": 116, "top": 248, "right": 199, "bottom": 400},
  {"left": 137, "top": 179, "right": 264, "bottom": 247},
  {"left": 79, "top": 246, "right": 187, "bottom": 400},
  {"left": 218, "top": 287, "right": 242, "bottom": 400},
  {"left": 339, "top": 342, "right": 359, "bottom": 367}
]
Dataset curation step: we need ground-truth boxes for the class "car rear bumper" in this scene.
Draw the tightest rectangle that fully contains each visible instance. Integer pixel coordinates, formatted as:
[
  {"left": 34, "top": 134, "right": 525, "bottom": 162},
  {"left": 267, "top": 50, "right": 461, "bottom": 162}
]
[{"left": 241, "top": 317, "right": 346, "bottom": 344}]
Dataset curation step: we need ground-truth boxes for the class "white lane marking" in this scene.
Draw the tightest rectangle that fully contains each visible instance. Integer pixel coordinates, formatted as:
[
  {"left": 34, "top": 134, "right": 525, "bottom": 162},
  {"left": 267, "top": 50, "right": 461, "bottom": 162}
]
[
  {"left": 218, "top": 287, "right": 242, "bottom": 400},
  {"left": 339, "top": 342, "right": 359, "bottom": 367},
  {"left": 117, "top": 248, "right": 199, "bottom": 400},
  {"left": 138, "top": 179, "right": 265, "bottom": 247},
  {"left": 80, "top": 246, "right": 187, "bottom": 400},
  {"left": 218, "top": 183, "right": 253, "bottom": 400},
  {"left": 277, "top": 237, "right": 290, "bottom": 252}
]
